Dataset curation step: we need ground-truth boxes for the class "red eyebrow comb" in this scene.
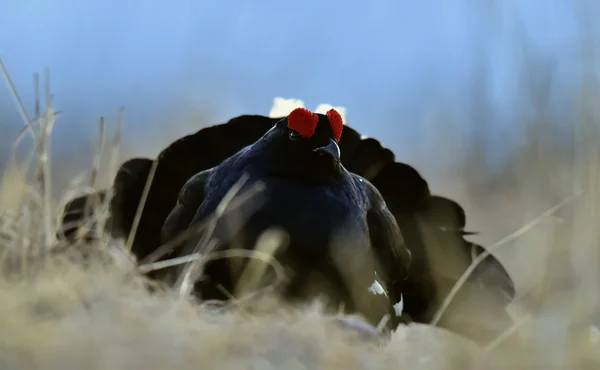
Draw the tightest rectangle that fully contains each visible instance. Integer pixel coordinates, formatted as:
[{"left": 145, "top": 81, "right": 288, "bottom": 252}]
[
  {"left": 287, "top": 107, "right": 319, "bottom": 138},
  {"left": 326, "top": 109, "right": 343, "bottom": 142}
]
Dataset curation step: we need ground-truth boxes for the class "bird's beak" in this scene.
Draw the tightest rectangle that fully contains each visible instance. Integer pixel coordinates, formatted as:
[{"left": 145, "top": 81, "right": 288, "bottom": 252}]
[{"left": 314, "top": 138, "right": 341, "bottom": 161}]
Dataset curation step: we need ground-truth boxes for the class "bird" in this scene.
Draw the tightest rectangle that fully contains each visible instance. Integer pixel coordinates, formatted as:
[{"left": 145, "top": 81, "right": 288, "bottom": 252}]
[
  {"left": 158, "top": 107, "right": 412, "bottom": 329},
  {"left": 58, "top": 108, "right": 515, "bottom": 343}
]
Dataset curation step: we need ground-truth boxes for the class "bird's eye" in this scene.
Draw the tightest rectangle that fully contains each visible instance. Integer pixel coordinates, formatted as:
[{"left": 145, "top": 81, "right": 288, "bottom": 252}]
[{"left": 289, "top": 130, "right": 302, "bottom": 140}]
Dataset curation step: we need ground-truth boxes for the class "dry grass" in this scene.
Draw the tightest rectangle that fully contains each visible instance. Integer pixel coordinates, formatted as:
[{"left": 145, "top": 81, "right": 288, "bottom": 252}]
[{"left": 1, "top": 57, "right": 600, "bottom": 369}]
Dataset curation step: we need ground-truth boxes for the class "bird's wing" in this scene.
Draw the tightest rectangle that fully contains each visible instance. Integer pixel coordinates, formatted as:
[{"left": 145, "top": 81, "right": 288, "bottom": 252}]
[
  {"left": 417, "top": 199, "right": 516, "bottom": 343},
  {"left": 109, "top": 157, "right": 155, "bottom": 240},
  {"left": 161, "top": 169, "right": 212, "bottom": 245},
  {"left": 361, "top": 177, "right": 413, "bottom": 303},
  {"left": 58, "top": 189, "right": 107, "bottom": 242},
  {"left": 392, "top": 193, "right": 516, "bottom": 333},
  {"left": 57, "top": 157, "right": 152, "bottom": 244},
  {"left": 468, "top": 241, "right": 516, "bottom": 301},
  {"left": 341, "top": 134, "right": 515, "bottom": 322},
  {"left": 419, "top": 195, "right": 516, "bottom": 302}
]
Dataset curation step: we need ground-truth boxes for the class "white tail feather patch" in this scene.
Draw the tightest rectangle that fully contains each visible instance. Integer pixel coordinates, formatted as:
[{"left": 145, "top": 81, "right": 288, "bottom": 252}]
[
  {"left": 393, "top": 294, "right": 404, "bottom": 317},
  {"left": 269, "top": 97, "right": 348, "bottom": 124},
  {"left": 268, "top": 97, "right": 305, "bottom": 118},
  {"left": 368, "top": 280, "right": 385, "bottom": 295},
  {"left": 314, "top": 103, "right": 348, "bottom": 124}
]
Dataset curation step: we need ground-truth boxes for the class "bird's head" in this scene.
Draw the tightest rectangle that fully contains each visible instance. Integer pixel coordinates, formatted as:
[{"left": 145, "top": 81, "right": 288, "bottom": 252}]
[{"left": 255, "top": 107, "right": 345, "bottom": 183}]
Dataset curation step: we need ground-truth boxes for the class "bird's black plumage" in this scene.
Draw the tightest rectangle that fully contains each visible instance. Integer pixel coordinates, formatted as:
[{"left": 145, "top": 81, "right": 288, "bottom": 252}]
[
  {"left": 58, "top": 110, "right": 516, "bottom": 343},
  {"left": 161, "top": 109, "right": 411, "bottom": 328}
]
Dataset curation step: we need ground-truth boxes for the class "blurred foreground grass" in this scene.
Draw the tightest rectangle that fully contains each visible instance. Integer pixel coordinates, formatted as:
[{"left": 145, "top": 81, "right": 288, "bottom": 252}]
[{"left": 0, "top": 59, "right": 599, "bottom": 369}]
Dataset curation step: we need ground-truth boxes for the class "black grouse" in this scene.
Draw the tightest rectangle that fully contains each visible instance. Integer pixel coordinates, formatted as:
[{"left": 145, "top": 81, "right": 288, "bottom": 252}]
[
  {"left": 58, "top": 109, "right": 515, "bottom": 343},
  {"left": 159, "top": 107, "right": 411, "bottom": 328}
]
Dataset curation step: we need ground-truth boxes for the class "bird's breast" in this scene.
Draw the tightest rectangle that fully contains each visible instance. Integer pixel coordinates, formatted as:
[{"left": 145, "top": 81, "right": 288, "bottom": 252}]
[
  {"left": 243, "top": 179, "right": 368, "bottom": 251},
  {"left": 203, "top": 167, "right": 370, "bottom": 255}
]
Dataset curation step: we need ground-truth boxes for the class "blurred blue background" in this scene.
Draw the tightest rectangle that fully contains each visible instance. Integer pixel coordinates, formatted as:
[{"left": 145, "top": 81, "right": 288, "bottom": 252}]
[
  {"left": 0, "top": 1, "right": 595, "bottom": 191},
  {"left": 1, "top": 0, "right": 592, "bottom": 162},
  {"left": 1, "top": 0, "right": 598, "bottom": 285}
]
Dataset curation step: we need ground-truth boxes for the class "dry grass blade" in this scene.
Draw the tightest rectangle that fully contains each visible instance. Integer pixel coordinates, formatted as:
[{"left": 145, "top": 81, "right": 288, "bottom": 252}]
[
  {"left": 139, "top": 248, "right": 286, "bottom": 304},
  {"left": 36, "top": 69, "right": 57, "bottom": 250},
  {"left": 34, "top": 73, "right": 40, "bottom": 123},
  {"left": 75, "top": 117, "right": 107, "bottom": 239},
  {"left": 137, "top": 245, "right": 214, "bottom": 274},
  {"left": 0, "top": 57, "right": 37, "bottom": 138},
  {"left": 95, "top": 108, "right": 124, "bottom": 241},
  {"left": 1, "top": 61, "right": 59, "bottom": 256},
  {"left": 89, "top": 117, "right": 106, "bottom": 190},
  {"left": 138, "top": 220, "right": 212, "bottom": 267},
  {"left": 233, "top": 227, "right": 288, "bottom": 298},
  {"left": 483, "top": 315, "right": 530, "bottom": 353},
  {"left": 376, "top": 314, "right": 391, "bottom": 333},
  {"left": 205, "top": 248, "right": 287, "bottom": 304},
  {"left": 430, "top": 192, "right": 580, "bottom": 326},
  {"left": 125, "top": 158, "right": 159, "bottom": 252}
]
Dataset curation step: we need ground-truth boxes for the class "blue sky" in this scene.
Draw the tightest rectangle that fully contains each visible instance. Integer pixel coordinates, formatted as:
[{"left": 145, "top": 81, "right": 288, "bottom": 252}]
[
  {"left": 2, "top": 0, "right": 600, "bottom": 274},
  {"left": 0, "top": 0, "right": 595, "bottom": 186}
]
